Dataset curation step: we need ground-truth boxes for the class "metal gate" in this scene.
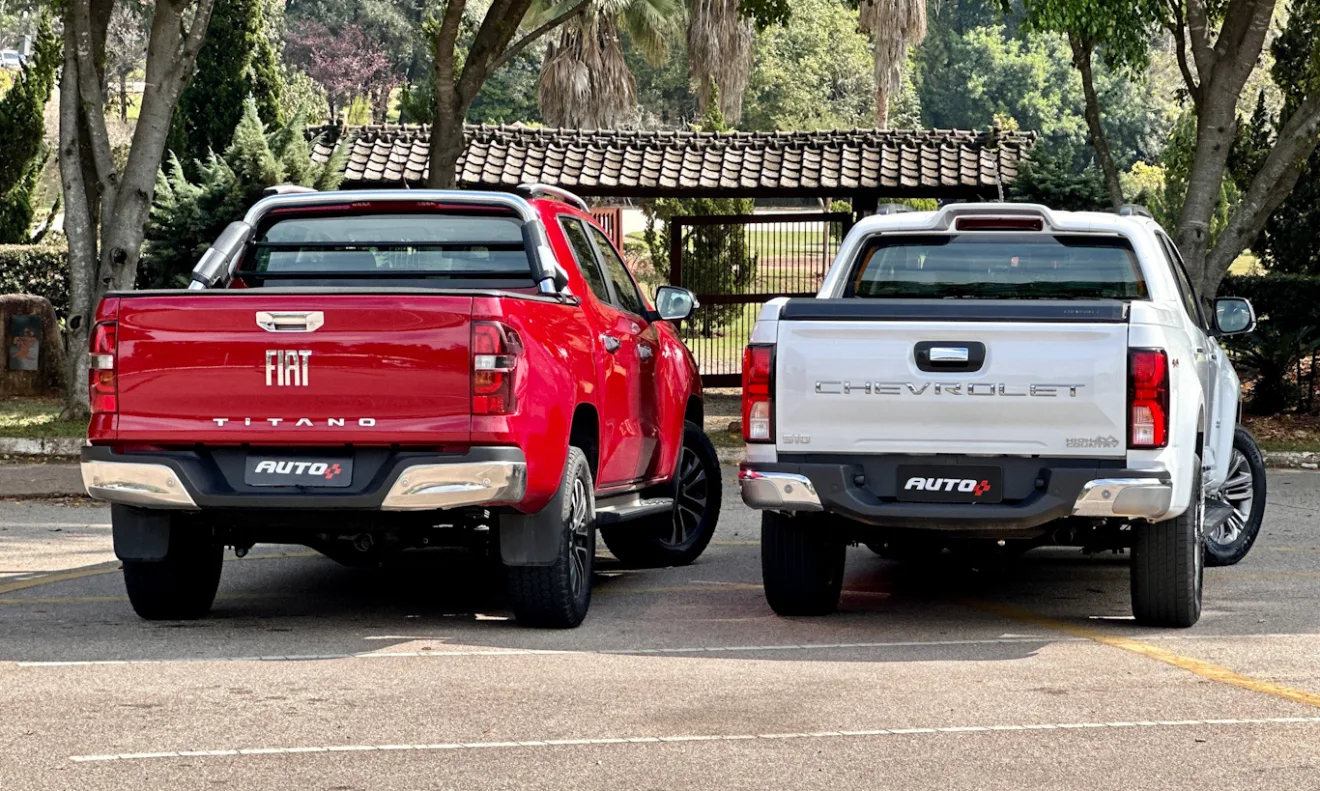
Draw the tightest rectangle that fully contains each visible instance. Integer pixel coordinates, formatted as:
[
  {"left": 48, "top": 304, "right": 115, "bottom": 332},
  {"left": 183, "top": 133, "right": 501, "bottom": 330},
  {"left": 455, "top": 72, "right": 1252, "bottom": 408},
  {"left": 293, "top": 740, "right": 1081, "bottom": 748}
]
[
  {"left": 669, "top": 212, "right": 852, "bottom": 387},
  {"left": 589, "top": 207, "right": 623, "bottom": 249}
]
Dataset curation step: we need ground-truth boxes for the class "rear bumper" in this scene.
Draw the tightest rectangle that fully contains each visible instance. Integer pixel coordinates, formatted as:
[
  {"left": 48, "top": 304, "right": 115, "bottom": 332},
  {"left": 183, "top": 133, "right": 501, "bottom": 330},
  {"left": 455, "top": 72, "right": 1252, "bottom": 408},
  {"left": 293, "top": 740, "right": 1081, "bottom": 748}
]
[
  {"left": 81, "top": 445, "right": 526, "bottom": 511},
  {"left": 739, "top": 456, "right": 1172, "bottom": 533}
]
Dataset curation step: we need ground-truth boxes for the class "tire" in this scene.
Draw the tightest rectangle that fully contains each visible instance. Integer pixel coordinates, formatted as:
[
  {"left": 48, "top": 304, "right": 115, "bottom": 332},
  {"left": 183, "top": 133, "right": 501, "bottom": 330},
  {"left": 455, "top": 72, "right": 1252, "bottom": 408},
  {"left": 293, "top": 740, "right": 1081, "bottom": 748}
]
[
  {"left": 600, "top": 421, "right": 722, "bottom": 568},
  {"left": 761, "top": 511, "right": 846, "bottom": 616},
  {"left": 1204, "top": 427, "right": 1267, "bottom": 567},
  {"left": 121, "top": 514, "right": 224, "bottom": 621},
  {"left": 506, "top": 446, "right": 595, "bottom": 628},
  {"left": 1130, "top": 454, "right": 1204, "bottom": 628}
]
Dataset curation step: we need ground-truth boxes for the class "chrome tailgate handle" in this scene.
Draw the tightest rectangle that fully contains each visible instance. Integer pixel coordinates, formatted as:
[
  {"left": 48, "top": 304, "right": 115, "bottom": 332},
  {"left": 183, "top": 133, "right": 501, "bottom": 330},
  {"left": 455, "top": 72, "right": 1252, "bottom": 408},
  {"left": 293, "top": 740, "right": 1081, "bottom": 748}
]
[
  {"left": 256, "top": 311, "right": 324, "bottom": 332},
  {"left": 929, "top": 346, "right": 969, "bottom": 363}
]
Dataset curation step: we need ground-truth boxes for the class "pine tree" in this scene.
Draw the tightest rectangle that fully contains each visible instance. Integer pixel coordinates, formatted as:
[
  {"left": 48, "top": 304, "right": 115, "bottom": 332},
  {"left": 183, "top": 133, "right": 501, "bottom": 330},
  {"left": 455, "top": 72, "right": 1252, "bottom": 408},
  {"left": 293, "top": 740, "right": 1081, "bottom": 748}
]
[
  {"left": 143, "top": 101, "right": 346, "bottom": 288},
  {"left": 0, "top": 14, "right": 60, "bottom": 243},
  {"left": 168, "top": 0, "right": 284, "bottom": 174}
]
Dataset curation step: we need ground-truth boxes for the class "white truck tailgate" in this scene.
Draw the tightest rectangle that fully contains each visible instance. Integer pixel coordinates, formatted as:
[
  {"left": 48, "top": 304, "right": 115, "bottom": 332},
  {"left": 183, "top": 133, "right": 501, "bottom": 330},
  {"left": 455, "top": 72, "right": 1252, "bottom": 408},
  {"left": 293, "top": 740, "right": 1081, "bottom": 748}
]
[{"left": 774, "top": 305, "right": 1129, "bottom": 458}]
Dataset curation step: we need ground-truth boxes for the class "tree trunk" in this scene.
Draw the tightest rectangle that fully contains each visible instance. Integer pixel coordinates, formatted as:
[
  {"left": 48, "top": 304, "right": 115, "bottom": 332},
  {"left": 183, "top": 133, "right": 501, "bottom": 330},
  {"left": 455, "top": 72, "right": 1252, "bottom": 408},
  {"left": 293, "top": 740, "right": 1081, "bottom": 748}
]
[
  {"left": 1200, "top": 94, "right": 1320, "bottom": 297},
  {"left": 1171, "top": 0, "right": 1276, "bottom": 294},
  {"left": 58, "top": 28, "right": 99, "bottom": 420},
  {"left": 427, "top": 95, "right": 466, "bottom": 189},
  {"left": 1070, "top": 34, "right": 1124, "bottom": 211},
  {"left": 119, "top": 72, "right": 127, "bottom": 123},
  {"left": 59, "top": 0, "right": 218, "bottom": 416},
  {"left": 874, "top": 84, "right": 889, "bottom": 130},
  {"left": 1173, "top": 93, "right": 1239, "bottom": 290}
]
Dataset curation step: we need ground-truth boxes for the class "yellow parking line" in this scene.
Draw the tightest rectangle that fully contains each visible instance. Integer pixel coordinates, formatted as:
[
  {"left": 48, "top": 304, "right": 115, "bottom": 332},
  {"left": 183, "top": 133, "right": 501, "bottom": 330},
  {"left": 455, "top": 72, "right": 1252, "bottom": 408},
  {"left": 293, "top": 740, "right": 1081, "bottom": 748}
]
[
  {"left": 968, "top": 600, "right": 1320, "bottom": 710},
  {"left": 0, "top": 550, "right": 320, "bottom": 600},
  {"left": 0, "top": 565, "right": 122, "bottom": 596}
]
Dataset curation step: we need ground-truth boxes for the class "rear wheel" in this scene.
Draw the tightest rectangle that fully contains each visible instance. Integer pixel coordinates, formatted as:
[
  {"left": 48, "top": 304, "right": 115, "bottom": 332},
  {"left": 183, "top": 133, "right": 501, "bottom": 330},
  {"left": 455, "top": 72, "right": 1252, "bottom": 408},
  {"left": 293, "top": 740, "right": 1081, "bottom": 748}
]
[
  {"left": 761, "top": 511, "right": 846, "bottom": 616},
  {"left": 1204, "top": 427, "right": 1267, "bottom": 567},
  {"left": 121, "top": 514, "right": 224, "bottom": 621},
  {"left": 600, "top": 422, "right": 721, "bottom": 567},
  {"left": 1130, "top": 455, "right": 1203, "bottom": 627},
  {"left": 506, "top": 447, "right": 595, "bottom": 628}
]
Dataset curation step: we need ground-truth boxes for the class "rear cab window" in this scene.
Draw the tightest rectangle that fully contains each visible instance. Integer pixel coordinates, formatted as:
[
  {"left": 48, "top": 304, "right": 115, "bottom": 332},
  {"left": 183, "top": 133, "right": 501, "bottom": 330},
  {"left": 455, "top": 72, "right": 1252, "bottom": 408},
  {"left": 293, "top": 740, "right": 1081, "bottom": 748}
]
[
  {"left": 846, "top": 234, "right": 1148, "bottom": 300},
  {"left": 237, "top": 210, "right": 535, "bottom": 288}
]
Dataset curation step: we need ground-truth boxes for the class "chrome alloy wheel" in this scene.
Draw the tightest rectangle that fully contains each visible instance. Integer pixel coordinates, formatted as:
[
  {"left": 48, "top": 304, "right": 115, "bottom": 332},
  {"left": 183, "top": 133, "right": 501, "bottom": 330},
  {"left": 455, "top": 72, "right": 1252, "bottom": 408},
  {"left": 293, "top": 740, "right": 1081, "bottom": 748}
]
[{"left": 1208, "top": 449, "right": 1255, "bottom": 548}]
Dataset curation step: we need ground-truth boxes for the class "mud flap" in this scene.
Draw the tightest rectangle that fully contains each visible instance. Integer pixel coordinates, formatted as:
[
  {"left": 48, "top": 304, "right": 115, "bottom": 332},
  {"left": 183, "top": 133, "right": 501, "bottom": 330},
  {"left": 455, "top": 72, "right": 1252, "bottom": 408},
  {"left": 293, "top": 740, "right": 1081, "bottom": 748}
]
[
  {"left": 111, "top": 504, "right": 173, "bottom": 562},
  {"left": 498, "top": 476, "right": 569, "bottom": 568}
]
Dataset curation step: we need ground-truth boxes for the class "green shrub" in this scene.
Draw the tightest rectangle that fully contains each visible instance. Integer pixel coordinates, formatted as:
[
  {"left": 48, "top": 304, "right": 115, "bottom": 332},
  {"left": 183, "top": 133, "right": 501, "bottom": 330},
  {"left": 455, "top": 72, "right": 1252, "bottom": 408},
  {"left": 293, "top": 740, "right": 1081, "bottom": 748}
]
[
  {"left": 0, "top": 243, "right": 69, "bottom": 319},
  {"left": 0, "top": 14, "right": 59, "bottom": 243},
  {"left": 1220, "top": 274, "right": 1320, "bottom": 414},
  {"left": 142, "top": 100, "right": 346, "bottom": 288}
]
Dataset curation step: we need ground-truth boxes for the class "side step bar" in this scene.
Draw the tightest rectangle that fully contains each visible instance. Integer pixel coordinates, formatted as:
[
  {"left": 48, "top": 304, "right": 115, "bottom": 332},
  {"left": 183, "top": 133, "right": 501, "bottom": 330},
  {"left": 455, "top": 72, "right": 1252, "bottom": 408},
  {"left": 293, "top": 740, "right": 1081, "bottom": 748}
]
[{"left": 594, "top": 493, "right": 674, "bottom": 526}]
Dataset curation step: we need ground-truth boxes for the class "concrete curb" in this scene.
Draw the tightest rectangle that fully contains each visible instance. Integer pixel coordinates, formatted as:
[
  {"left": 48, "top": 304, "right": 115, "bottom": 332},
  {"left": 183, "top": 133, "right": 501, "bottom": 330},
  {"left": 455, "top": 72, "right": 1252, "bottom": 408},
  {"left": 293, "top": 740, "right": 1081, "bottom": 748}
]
[
  {"left": 1261, "top": 451, "right": 1320, "bottom": 470},
  {"left": 0, "top": 437, "right": 83, "bottom": 457}
]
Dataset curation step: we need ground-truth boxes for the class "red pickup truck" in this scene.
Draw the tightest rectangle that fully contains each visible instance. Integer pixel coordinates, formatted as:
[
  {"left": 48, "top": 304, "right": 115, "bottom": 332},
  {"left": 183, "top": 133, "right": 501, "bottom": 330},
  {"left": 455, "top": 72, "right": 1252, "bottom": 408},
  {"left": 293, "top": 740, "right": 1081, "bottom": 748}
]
[{"left": 81, "top": 186, "right": 721, "bottom": 628}]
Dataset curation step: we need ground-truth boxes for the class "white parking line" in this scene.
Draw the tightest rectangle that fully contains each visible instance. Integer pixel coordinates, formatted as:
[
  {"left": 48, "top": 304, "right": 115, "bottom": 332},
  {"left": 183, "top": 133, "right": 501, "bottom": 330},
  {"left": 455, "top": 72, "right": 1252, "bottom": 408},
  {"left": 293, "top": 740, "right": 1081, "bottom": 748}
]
[{"left": 69, "top": 716, "right": 1320, "bottom": 763}]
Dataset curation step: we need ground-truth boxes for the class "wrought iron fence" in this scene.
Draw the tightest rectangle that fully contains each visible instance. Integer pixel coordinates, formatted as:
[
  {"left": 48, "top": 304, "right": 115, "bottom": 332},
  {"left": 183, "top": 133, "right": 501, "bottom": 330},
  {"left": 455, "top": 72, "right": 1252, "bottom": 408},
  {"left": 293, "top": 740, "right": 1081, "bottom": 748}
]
[{"left": 669, "top": 212, "right": 852, "bottom": 387}]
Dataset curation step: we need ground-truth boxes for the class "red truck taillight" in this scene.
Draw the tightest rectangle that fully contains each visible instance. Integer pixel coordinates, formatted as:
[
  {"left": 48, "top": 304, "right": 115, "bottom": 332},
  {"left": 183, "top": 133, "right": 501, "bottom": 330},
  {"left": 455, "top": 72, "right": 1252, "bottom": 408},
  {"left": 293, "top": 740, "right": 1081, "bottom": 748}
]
[
  {"left": 89, "top": 321, "right": 118, "bottom": 415},
  {"left": 742, "top": 344, "right": 774, "bottom": 442},
  {"left": 472, "top": 321, "right": 523, "bottom": 415},
  {"left": 1129, "top": 349, "right": 1168, "bottom": 448}
]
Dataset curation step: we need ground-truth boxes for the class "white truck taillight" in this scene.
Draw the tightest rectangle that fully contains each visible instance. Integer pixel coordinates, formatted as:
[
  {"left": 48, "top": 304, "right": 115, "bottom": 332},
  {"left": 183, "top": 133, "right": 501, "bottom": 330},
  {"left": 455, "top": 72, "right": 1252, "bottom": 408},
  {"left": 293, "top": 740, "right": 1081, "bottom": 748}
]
[
  {"left": 742, "top": 344, "right": 774, "bottom": 442},
  {"left": 472, "top": 321, "right": 523, "bottom": 415},
  {"left": 1129, "top": 349, "right": 1168, "bottom": 448},
  {"left": 89, "top": 321, "right": 118, "bottom": 415}
]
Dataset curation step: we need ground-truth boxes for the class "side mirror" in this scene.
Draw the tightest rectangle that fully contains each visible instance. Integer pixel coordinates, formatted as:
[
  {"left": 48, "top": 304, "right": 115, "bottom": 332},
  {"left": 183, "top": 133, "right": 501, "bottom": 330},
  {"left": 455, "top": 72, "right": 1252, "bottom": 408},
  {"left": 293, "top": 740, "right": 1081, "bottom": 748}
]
[
  {"left": 1213, "top": 297, "right": 1256, "bottom": 336},
  {"left": 654, "top": 286, "right": 698, "bottom": 322}
]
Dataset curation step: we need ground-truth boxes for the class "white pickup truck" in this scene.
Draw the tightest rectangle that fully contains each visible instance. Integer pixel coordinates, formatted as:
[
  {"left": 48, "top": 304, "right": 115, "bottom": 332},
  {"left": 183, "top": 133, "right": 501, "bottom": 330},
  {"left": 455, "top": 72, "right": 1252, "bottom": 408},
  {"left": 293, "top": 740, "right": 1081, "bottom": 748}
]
[{"left": 738, "top": 203, "right": 1265, "bottom": 627}]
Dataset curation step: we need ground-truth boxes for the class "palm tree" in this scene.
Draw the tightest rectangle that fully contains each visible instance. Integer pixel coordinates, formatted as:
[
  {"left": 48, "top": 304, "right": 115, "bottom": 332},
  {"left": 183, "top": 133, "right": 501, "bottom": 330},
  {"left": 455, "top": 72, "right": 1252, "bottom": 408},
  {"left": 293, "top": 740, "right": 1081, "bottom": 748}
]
[
  {"left": 537, "top": 0, "right": 684, "bottom": 129},
  {"left": 857, "top": 0, "right": 926, "bottom": 129},
  {"left": 687, "top": 0, "right": 754, "bottom": 126}
]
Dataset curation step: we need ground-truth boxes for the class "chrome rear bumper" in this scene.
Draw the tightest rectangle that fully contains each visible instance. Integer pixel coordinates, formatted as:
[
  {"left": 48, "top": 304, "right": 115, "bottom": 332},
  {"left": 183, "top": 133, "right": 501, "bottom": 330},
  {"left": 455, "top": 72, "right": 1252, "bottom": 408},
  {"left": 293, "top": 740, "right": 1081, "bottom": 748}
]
[
  {"left": 81, "top": 449, "right": 526, "bottom": 512},
  {"left": 82, "top": 461, "right": 199, "bottom": 509},
  {"left": 380, "top": 461, "right": 526, "bottom": 511},
  {"left": 1071, "top": 478, "right": 1172, "bottom": 519},
  {"left": 738, "top": 468, "right": 823, "bottom": 512}
]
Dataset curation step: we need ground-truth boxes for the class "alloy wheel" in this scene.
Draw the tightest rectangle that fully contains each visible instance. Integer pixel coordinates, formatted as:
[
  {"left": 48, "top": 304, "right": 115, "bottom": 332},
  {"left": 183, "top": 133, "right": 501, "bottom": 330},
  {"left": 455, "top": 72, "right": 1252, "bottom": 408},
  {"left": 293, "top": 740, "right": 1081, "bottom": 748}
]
[
  {"left": 1208, "top": 449, "right": 1255, "bottom": 547},
  {"left": 664, "top": 446, "right": 708, "bottom": 548},
  {"left": 566, "top": 478, "right": 591, "bottom": 599}
]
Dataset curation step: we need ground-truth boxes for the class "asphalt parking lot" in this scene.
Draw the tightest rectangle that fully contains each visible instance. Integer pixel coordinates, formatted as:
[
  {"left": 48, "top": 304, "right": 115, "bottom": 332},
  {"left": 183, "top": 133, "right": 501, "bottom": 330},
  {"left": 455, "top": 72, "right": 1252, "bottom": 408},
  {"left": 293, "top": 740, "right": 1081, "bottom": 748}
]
[{"left": 2, "top": 467, "right": 1319, "bottom": 790}]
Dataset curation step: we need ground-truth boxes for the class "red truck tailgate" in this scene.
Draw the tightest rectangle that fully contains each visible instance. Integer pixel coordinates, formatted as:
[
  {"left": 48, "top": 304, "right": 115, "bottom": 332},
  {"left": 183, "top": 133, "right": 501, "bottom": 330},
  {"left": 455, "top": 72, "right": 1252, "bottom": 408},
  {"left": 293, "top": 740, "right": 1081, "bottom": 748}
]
[{"left": 112, "top": 293, "right": 473, "bottom": 445}]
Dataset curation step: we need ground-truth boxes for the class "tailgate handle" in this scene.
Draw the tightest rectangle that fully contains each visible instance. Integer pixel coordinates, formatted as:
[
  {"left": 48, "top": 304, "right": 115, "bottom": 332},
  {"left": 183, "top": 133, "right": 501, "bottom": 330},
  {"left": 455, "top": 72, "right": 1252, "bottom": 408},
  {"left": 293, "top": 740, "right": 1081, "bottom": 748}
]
[
  {"left": 929, "top": 346, "right": 969, "bottom": 363},
  {"left": 256, "top": 311, "right": 324, "bottom": 332},
  {"left": 915, "top": 341, "right": 986, "bottom": 373}
]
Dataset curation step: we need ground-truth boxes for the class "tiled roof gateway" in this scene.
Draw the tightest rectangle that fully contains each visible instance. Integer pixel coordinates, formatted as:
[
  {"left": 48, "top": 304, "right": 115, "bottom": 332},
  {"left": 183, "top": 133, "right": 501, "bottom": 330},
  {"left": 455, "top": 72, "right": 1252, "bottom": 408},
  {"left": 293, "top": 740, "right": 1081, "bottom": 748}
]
[{"left": 312, "top": 124, "right": 1036, "bottom": 198}]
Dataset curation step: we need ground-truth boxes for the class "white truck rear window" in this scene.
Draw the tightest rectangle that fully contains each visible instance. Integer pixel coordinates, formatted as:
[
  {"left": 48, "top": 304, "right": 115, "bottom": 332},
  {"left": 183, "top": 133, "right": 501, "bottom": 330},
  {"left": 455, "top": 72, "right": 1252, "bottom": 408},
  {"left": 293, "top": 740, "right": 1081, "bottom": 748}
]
[{"left": 847, "top": 234, "right": 1147, "bottom": 300}]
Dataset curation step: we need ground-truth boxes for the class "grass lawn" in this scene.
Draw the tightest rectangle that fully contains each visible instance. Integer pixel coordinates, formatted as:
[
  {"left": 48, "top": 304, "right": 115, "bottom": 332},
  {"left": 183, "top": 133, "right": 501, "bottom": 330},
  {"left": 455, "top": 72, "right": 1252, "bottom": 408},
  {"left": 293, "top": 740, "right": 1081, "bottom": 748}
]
[{"left": 0, "top": 398, "right": 88, "bottom": 439}]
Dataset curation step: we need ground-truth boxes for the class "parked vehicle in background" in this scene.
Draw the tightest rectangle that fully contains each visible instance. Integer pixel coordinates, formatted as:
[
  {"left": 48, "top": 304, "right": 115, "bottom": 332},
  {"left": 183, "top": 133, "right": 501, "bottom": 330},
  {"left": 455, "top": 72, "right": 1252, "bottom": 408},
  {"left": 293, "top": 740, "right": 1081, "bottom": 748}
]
[
  {"left": 739, "top": 203, "right": 1261, "bottom": 627},
  {"left": 1, "top": 50, "right": 23, "bottom": 70},
  {"left": 81, "top": 186, "right": 722, "bottom": 628}
]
